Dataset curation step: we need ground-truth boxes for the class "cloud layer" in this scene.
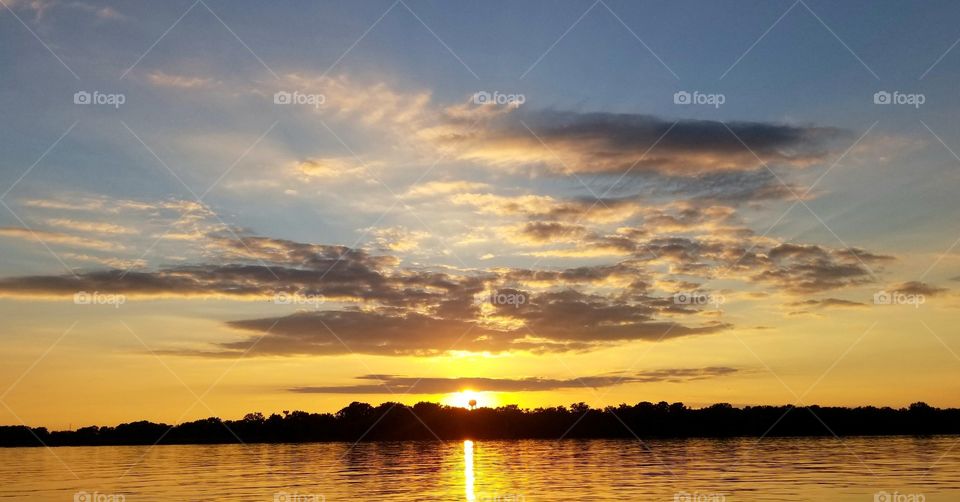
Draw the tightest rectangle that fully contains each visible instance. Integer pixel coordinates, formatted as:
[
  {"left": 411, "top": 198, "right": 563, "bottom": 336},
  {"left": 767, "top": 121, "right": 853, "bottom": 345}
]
[
  {"left": 429, "top": 108, "right": 845, "bottom": 177},
  {"left": 290, "top": 367, "right": 740, "bottom": 394},
  {"left": 0, "top": 219, "right": 900, "bottom": 357}
]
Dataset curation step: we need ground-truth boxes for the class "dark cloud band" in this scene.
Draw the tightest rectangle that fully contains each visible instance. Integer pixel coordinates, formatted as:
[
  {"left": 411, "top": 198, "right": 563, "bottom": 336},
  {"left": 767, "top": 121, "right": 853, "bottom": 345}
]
[{"left": 290, "top": 367, "right": 739, "bottom": 394}]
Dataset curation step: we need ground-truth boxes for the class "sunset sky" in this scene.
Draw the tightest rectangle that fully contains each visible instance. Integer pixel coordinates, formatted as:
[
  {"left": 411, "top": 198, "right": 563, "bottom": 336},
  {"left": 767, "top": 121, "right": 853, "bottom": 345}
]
[{"left": 2, "top": 0, "right": 960, "bottom": 429}]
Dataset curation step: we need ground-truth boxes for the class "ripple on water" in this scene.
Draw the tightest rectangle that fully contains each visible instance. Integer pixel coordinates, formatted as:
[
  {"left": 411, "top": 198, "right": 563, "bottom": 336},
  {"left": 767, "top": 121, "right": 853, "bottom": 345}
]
[{"left": 0, "top": 436, "right": 958, "bottom": 501}]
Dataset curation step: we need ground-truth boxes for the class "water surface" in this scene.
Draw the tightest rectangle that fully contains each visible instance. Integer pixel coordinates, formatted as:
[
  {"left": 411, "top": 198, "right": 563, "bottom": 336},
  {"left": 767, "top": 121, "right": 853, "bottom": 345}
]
[{"left": 1, "top": 436, "right": 957, "bottom": 500}]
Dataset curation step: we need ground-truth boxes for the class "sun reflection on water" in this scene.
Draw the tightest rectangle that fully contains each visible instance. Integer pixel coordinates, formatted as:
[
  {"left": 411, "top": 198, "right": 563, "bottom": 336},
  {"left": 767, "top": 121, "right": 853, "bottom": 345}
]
[{"left": 464, "top": 440, "right": 475, "bottom": 501}]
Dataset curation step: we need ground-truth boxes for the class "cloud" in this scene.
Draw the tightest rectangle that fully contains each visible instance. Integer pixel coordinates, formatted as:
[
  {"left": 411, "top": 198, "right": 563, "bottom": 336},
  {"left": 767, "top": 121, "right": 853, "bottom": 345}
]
[
  {"left": 403, "top": 180, "right": 491, "bottom": 199},
  {"left": 0, "top": 224, "right": 882, "bottom": 355},
  {"left": 451, "top": 192, "right": 641, "bottom": 224},
  {"left": 67, "top": 2, "right": 128, "bottom": 21},
  {"left": 131, "top": 73, "right": 868, "bottom": 207},
  {"left": 61, "top": 253, "right": 146, "bottom": 270},
  {"left": 43, "top": 218, "right": 136, "bottom": 235},
  {"left": 274, "top": 75, "right": 841, "bottom": 183},
  {"left": 890, "top": 281, "right": 947, "bottom": 297},
  {"left": 4, "top": 0, "right": 127, "bottom": 21},
  {"left": 188, "top": 295, "right": 727, "bottom": 357},
  {"left": 484, "top": 289, "right": 729, "bottom": 344},
  {"left": 147, "top": 71, "right": 219, "bottom": 90},
  {"left": 22, "top": 195, "right": 211, "bottom": 217},
  {"left": 0, "top": 234, "right": 411, "bottom": 303},
  {"left": 6, "top": 194, "right": 225, "bottom": 268},
  {"left": 294, "top": 158, "right": 366, "bottom": 179},
  {"left": 788, "top": 298, "right": 866, "bottom": 308},
  {"left": 3, "top": 0, "right": 56, "bottom": 19},
  {"left": 0, "top": 225, "right": 732, "bottom": 356},
  {"left": 450, "top": 193, "right": 740, "bottom": 239},
  {"left": 503, "top": 263, "right": 646, "bottom": 288},
  {"left": 644, "top": 170, "right": 807, "bottom": 203},
  {"left": 785, "top": 297, "right": 867, "bottom": 315},
  {"left": 751, "top": 244, "right": 891, "bottom": 293},
  {"left": 257, "top": 75, "right": 845, "bottom": 200},
  {"left": 0, "top": 205, "right": 891, "bottom": 306},
  {"left": 0, "top": 189, "right": 893, "bottom": 311},
  {"left": 428, "top": 107, "right": 845, "bottom": 177},
  {"left": 289, "top": 367, "right": 739, "bottom": 394},
  {"left": 508, "top": 222, "right": 589, "bottom": 245},
  {"left": 526, "top": 234, "right": 639, "bottom": 258},
  {"left": 365, "top": 226, "right": 429, "bottom": 252},
  {"left": 0, "top": 227, "right": 121, "bottom": 252},
  {"left": 285, "top": 74, "right": 432, "bottom": 127},
  {"left": 0, "top": 191, "right": 899, "bottom": 357}
]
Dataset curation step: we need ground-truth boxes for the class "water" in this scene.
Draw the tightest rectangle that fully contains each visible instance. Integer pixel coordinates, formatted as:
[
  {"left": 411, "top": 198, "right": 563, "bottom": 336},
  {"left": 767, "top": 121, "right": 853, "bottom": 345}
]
[{"left": 1, "top": 436, "right": 958, "bottom": 500}]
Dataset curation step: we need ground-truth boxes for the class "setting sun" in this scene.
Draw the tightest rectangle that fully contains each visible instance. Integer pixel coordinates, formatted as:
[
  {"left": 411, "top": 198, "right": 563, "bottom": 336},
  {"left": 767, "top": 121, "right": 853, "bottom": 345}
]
[{"left": 444, "top": 390, "right": 496, "bottom": 409}]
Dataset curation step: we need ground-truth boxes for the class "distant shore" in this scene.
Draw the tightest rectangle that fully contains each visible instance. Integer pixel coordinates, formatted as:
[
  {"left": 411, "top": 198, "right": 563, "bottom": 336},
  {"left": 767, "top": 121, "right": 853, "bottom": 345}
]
[{"left": 3, "top": 401, "right": 958, "bottom": 447}]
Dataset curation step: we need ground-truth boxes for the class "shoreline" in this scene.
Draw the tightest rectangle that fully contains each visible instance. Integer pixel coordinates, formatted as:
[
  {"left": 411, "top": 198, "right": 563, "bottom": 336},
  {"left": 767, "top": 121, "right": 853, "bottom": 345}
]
[
  {"left": 3, "top": 432, "right": 960, "bottom": 448},
  {"left": 3, "top": 401, "right": 959, "bottom": 447}
]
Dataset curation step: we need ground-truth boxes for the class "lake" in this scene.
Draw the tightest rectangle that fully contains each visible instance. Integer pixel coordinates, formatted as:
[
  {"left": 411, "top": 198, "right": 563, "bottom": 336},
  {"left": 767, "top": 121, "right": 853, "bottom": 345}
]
[{"left": 1, "top": 436, "right": 957, "bottom": 500}]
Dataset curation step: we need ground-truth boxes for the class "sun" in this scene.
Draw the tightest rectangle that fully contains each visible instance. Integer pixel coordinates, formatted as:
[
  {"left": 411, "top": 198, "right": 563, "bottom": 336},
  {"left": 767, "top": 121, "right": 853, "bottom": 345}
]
[{"left": 443, "top": 390, "right": 495, "bottom": 409}]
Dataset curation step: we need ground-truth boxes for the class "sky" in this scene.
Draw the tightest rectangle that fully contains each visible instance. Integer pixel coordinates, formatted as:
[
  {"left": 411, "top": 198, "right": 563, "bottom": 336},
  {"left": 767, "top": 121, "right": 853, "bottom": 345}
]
[{"left": 1, "top": 0, "right": 960, "bottom": 429}]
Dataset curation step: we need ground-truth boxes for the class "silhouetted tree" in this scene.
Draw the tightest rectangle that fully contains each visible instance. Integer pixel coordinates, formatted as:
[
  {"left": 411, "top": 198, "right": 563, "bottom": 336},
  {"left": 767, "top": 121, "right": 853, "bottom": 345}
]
[{"left": 3, "top": 401, "right": 959, "bottom": 446}]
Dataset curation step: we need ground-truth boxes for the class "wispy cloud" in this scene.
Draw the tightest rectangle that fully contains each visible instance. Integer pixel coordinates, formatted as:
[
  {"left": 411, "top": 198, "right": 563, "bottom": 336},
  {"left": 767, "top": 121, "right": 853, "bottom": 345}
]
[{"left": 0, "top": 227, "right": 121, "bottom": 252}]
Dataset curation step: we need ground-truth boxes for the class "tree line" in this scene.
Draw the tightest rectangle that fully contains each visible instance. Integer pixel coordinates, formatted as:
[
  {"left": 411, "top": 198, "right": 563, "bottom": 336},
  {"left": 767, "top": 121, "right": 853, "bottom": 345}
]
[{"left": 1, "top": 401, "right": 957, "bottom": 447}]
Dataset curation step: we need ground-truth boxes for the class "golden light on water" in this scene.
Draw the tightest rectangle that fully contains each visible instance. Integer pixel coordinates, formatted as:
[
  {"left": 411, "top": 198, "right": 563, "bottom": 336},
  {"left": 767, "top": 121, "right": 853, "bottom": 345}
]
[
  {"left": 464, "top": 440, "right": 475, "bottom": 502},
  {"left": 443, "top": 390, "right": 496, "bottom": 409}
]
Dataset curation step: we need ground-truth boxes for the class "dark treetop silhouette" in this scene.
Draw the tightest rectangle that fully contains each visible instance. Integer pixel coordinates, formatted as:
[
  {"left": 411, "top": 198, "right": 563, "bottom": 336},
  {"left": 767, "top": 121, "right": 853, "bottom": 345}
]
[{"left": 1, "top": 401, "right": 958, "bottom": 447}]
